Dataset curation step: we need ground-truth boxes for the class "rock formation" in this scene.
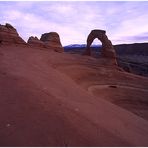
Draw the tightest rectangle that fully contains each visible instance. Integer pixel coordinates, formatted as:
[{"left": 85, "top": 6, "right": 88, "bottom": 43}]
[
  {"left": 0, "top": 23, "right": 63, "bottom": 52},
  {"left": 0, "top": 23, "right": 26, "bottom": 45},
  {"left": 27, "top": 36, "right": 45, "bottom": 48},
  {"left": 40, "top": 32, "right": 63, "bottom": 52},
  {"left": 84, "top": 29, "right": 117, "bottom": 64}
]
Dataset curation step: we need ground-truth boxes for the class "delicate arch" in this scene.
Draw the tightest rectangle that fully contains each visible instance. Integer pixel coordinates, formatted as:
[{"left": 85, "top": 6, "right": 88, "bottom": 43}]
[{"left": 84, "top": 29, "right": 116, "bottom": 59}]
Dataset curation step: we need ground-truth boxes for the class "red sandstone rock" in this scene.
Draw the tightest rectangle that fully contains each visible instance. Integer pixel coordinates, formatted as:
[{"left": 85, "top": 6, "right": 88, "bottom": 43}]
[
  {"left": 27, "top": 36, "right": 45, "bottom": 48},
  {"left": 84, "top": 29, "right": 117, "bottom": 65},
  {"left": 0, "top": 23, "right": 26, "bottom": 45},
  {"left": 0, "top": 45, "right": 148, "bottom": 146},
  {"left": 40, "top": 32, "right": 63, "bottom": 52}
]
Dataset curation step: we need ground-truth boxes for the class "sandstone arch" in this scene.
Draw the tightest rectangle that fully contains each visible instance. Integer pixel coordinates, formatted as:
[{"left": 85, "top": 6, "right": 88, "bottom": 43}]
[{"left": 84, "top": 29, "right": 116, "bottom": 60}]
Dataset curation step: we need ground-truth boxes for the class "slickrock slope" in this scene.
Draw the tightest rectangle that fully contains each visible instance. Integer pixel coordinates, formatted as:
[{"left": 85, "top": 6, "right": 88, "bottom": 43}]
[
  {"left": 52, "top": 53, "right": 148, "bottom": 120},
  {"left": 0, "top": 23, "right": 26, "bottom": 45},
  {"left": 0, "top": 45, "right": 148, "bottom": 146}
]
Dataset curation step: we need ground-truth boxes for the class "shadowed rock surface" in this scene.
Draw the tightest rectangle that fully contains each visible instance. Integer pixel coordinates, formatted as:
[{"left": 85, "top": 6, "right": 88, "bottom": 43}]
[
  {"left": 0, "top": 23, "right": 26, "bottom": 45},
  {"left": 64, "top": 43, "right": 148, "bottom": 77},
  {"left": 115, "top": 43, "right": 148, "bottom": 56}
]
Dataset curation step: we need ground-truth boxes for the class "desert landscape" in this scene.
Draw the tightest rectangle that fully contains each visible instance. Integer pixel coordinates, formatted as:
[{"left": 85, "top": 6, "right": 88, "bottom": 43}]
[{"left": 0, "top": 23, "right": 148, "bottom": 147}]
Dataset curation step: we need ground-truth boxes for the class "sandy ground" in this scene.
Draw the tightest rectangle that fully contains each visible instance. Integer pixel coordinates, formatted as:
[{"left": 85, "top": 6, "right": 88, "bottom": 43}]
[{"left": 0, "top": 45, "right": 148, "bottom": 146}]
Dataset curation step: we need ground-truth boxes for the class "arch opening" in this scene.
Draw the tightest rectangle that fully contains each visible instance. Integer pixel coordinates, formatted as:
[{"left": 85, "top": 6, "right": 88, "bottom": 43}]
[{"left": 90, "top": 38, "right": 102, "bottom": 58}]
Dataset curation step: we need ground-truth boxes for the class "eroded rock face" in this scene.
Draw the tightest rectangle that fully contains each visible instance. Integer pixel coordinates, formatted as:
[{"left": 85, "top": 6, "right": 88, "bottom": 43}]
[
  {"left": 84, "top": 29, "right": 117, "bottom": 64},
  {"left": 27, "top": 32, "right": 64, "bottom": 52},
  {"left": 40, "top": 32, "right": 63, "bottom": 52},
  {"left": 0, "top": 23, "right": 26, "bottom": 45},
  {"left": 27, "top": 36, "right": 45, "bottom": 48}
]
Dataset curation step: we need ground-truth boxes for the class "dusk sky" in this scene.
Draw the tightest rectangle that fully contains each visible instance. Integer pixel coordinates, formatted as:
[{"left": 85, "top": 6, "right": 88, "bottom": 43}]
[{"left": 0, "top": 1, "right": 148, "bottom": 46}]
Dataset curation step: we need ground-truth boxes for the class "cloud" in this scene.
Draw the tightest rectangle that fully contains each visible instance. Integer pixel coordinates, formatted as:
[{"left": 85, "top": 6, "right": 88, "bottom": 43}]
[
  {"left": 0, "top": 1, "right": 148, "bottom": 45},
  {"left": 119, "top": 32, "right": 148, "bottom": 43}
]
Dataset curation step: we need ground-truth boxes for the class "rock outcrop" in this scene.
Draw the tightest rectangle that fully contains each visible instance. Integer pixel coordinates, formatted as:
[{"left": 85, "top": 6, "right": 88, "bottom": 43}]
[
  {"left": 27, "top": 32, "right": 64, "bottom": 52},
  {"left": 84, "top": 29, "right": 117, "bottom": 64},
  {"left": 40, "top": 32, "right": 63, "bottom": 52},
  {"left": 0, "top": 23, "right": 26, "bottom": 45},
  {"left": 27, "top": 36, "right": 45, "bottom": 48}
]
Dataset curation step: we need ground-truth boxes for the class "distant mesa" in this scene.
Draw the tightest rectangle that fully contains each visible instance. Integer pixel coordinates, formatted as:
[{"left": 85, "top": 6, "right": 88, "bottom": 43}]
[
  {"left": 0, "top": 23, "right": 26, "bottom": 45},
  {"left": 84, "top": 29, "right": 117, "bottom": 65}
]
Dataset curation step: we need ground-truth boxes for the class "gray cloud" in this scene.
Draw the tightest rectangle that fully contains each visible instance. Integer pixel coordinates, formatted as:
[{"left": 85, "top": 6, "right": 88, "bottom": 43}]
[
  {"left": 0, "top": 1, "right": 148, "bottom": 45},
  {"left": 123, "top": 33, "right": 148, "bottom": 43}
]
